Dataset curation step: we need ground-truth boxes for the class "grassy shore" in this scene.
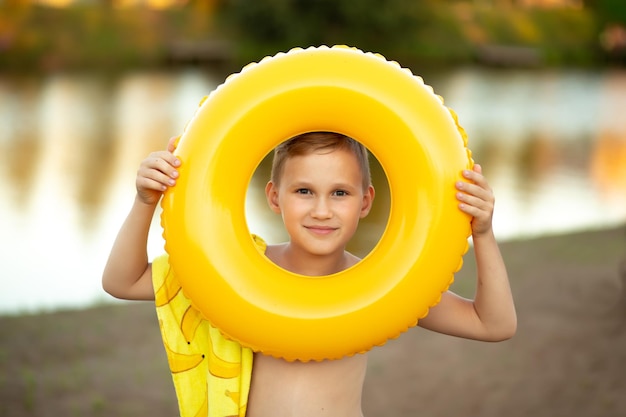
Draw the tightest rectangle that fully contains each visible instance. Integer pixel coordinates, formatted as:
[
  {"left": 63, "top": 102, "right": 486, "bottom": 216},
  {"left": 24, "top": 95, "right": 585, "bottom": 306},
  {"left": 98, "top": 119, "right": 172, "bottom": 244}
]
[{"left": 1, "top": 225, "right": 625, "bottom": 417}]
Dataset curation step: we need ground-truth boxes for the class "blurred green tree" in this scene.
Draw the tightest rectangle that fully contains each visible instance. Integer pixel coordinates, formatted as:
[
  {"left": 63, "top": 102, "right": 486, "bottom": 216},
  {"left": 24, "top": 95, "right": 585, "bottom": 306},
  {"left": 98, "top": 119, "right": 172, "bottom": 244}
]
[
  {"left": 586, "top": 0, "right": 626, "bottom": 60},
  {"left": 588, "top": 0, "right": 626, "bottom": 24},
  {"left": 216, "top": 0, "right": 471, "bottom": 65}
]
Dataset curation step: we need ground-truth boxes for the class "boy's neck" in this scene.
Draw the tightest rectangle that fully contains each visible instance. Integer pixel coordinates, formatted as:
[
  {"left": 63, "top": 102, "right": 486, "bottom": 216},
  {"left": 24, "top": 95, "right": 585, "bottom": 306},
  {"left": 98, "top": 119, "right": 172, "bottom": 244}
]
[{"left": 265, "top": 243, "right": 359, "bottom": 276}]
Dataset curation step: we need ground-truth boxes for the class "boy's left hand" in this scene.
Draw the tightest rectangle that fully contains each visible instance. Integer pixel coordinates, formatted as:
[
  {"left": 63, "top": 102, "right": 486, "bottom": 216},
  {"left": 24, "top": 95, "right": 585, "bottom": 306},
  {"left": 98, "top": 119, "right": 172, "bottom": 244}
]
[{"left": 455, "top": 164, "right": 494, "bottom": 236}]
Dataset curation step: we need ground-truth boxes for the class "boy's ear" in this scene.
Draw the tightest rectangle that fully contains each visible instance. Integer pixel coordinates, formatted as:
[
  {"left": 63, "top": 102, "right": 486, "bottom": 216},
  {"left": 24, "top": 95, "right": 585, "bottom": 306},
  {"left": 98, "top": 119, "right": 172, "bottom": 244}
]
[
  {"left": 360, "top": 185, "right": 375, "bottom": 218},
  {"left": 265, "top": 181, "right": 281, "bottom": 213}
]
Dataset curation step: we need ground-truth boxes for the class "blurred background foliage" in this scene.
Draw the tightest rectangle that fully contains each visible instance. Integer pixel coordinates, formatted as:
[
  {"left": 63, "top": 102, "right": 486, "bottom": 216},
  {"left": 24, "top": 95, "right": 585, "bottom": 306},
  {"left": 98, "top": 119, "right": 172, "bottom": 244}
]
[{"left": 0, "top": 0, "right": 625, "bottom": 72}]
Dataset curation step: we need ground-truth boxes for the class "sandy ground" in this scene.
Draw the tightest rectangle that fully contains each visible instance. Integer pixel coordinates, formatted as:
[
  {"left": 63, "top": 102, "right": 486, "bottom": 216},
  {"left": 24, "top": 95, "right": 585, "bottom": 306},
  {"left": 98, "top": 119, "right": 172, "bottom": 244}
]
[{"left": 1, "top": 226, "right": 625, "bottom": 417}]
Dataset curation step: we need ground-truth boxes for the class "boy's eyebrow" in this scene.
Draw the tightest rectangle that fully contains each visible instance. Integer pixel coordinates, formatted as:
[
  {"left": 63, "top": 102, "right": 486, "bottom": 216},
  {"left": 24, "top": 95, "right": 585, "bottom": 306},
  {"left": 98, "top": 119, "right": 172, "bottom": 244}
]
[
  {"left": 287, "top": 180, "right": 359, "bottom": 190},
  {"left": 331, "top": 182, "right": 359, "bottom": 190}
]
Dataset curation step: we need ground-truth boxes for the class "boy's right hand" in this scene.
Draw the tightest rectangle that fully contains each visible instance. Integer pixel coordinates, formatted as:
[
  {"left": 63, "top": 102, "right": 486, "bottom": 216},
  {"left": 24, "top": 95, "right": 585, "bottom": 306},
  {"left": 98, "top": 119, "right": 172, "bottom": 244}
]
[{"left": 135, "top": 136, "right": 181, "bottom": 206}]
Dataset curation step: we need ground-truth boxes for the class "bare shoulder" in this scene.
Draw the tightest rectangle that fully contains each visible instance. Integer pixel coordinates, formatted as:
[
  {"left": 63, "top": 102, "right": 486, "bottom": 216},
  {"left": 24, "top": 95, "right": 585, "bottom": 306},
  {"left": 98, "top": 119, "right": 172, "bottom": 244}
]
[
  {"left": 264, "top": 243, "right": 288, "bottom": 266},
  {"left": 344, "top": 251, "right": 362, "bottom": 268}
]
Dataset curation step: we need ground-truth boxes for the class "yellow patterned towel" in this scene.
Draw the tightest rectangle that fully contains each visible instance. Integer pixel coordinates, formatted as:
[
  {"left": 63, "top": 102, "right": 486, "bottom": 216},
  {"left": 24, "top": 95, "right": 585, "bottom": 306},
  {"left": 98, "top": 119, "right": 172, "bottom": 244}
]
[{"left": 152, "top": 253, "right": 253, "bottom": 417}]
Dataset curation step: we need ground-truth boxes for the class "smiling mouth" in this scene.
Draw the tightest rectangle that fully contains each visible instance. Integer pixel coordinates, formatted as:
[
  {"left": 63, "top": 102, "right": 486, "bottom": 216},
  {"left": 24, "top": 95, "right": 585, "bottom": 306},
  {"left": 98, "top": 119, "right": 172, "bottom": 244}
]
[{"left": 305, "top": 226, "right": 337, "bottom": 235}]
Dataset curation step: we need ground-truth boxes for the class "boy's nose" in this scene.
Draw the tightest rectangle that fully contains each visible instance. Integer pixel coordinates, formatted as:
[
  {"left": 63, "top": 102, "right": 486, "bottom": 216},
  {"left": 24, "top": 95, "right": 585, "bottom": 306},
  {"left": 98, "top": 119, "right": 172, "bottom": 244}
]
[{"left": 310, "top": 197, "right": 332, "bottom": 219}]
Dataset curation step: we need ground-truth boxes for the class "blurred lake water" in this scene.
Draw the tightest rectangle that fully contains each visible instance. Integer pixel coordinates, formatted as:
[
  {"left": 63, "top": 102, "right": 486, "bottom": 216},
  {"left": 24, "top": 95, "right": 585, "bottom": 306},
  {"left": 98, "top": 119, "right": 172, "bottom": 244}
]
[{"left": 1, "top": 65, "right": 625, "bottom": 314}]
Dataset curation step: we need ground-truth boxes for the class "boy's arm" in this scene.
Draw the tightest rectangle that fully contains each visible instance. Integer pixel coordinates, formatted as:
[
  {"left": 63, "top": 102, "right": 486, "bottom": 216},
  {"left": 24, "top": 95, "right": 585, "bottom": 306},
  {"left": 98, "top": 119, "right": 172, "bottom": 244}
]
[
  {"left": 102, "top": 138, "right": 180, "bottom": 301},
  {"left": 417, "top": 165, "right": 517, "bottom": 341},
  {"left": 101, "top": 198, "right": 159, "bottom": 300}
]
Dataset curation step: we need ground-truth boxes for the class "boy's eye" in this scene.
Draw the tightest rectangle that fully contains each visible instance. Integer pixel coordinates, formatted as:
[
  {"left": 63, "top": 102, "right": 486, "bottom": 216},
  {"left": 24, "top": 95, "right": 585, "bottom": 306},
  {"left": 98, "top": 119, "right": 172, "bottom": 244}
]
[
  {"left": 296, "top": 188, "right": 311, "bottom": 195},
  {"left": 334, "top": 190, "right": 348, "bottom": 197}
]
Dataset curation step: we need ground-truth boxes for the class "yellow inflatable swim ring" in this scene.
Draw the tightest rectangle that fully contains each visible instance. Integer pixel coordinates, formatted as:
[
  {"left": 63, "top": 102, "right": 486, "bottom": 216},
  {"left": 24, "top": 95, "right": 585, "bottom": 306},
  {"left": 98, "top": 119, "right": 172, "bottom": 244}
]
[{"left": 161, "top": 45, "right": 473, "bottom": 362}]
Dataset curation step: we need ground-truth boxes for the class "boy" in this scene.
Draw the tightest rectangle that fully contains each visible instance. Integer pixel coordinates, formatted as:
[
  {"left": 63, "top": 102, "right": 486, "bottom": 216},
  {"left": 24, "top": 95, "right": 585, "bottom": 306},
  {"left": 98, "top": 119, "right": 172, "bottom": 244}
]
[{"left": 102, "top": 131, "right": 516, "bottom": 417}]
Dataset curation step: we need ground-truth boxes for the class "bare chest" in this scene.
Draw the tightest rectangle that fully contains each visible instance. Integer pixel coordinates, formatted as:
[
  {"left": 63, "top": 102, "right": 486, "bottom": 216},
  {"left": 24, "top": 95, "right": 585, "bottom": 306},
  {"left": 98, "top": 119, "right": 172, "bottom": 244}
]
[{"left": 246, "top": 353, "right": 368, "bottom": 417}]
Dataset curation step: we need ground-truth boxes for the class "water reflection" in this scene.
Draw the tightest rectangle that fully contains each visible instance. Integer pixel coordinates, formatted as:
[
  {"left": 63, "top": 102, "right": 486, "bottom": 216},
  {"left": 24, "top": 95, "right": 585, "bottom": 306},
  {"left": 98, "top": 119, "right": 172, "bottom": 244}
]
[
  {"left": 592, "top": 131, "right": 626, "bottom": 202},
  {"left": 431, "top": 68, "right": 626, "bottom": 238},
  {"left": 1, "top": 67, "right": 625, "bottom": 314}
]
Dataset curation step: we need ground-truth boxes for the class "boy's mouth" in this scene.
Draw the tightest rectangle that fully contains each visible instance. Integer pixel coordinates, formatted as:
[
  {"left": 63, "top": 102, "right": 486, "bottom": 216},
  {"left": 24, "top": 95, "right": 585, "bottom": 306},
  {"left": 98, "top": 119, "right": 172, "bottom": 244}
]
[{"left": 305, "top": 225, "right": 337, "bottom": 235}]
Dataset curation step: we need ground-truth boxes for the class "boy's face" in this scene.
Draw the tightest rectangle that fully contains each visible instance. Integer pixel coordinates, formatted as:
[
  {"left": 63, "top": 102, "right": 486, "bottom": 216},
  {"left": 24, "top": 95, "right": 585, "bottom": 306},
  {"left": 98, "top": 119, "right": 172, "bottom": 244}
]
[{"left": 265, "top": 148, "right": 375, "bottom": 258}]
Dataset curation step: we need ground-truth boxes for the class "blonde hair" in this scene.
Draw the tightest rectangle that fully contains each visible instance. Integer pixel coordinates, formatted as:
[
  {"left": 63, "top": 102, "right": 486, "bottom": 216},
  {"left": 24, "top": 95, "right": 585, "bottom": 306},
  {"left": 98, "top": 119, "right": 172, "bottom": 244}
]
[{"left": 270, "top": 132, "right": 371, "bottom": 190}]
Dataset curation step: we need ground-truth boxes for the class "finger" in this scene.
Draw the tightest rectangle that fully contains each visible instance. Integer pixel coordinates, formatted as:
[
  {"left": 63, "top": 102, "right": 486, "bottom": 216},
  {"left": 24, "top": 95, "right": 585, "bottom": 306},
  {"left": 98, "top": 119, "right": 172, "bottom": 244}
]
[
  {"left": 457, "top": 191, "right": 494, "bottom": 213},
  {"left": 460, "top": 170, "right": 492, "bottom": 197},
  {"left": 458, "top": 201, "right": 483, "bottom": 218},
  {"left": 457, "top": 191, "right": 493, "bottom": 218},
  {"left": 456, "top": 180, "right": 493, "bottom": 205},
  {"left": 137, "top": 175, "right": 170, "bottom": 193},
  {"left": 137, "top": 164, "right": 177, "bottom": 188},
  {"left": 160, "top": 151, "right": 181, "bottom": 170},
  {"left": 167, "top": 135, "right": 180, "bottom": 153},
  {"left": 138, "top": 156, "right": 179, "bottom": 186},
  {"left": 462, "top": 168, "right": 487, "bottom": 186},
  {"left": 460, "top": 205, "right": 492, "bottom": 236},
  {"left": 144, "top": 152, "right": 181, "bottom": 174}
]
